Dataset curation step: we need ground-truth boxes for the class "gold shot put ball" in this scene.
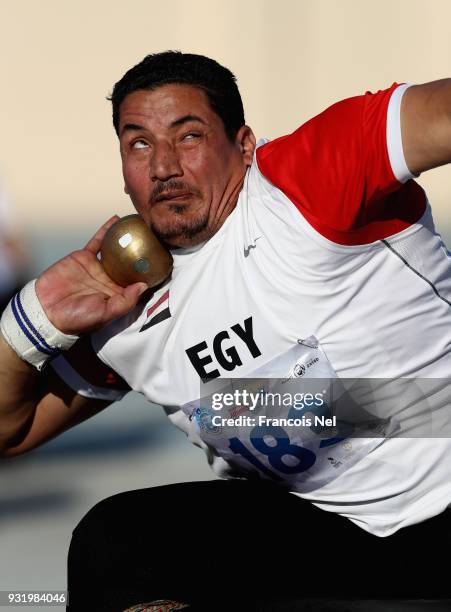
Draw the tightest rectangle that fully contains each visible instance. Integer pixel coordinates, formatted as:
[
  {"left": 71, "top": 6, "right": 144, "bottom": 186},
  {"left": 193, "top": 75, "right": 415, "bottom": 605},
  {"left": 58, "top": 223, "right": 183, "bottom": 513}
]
[{"left": 100, "top": 214, "right": 173, "bottom": 288}]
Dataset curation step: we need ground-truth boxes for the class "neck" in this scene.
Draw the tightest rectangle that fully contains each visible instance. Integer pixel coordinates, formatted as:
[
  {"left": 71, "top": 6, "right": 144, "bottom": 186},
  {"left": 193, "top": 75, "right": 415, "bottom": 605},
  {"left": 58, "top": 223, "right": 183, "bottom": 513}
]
[{"left": 210, "top": 168, "right": 247, "bottom": 236}]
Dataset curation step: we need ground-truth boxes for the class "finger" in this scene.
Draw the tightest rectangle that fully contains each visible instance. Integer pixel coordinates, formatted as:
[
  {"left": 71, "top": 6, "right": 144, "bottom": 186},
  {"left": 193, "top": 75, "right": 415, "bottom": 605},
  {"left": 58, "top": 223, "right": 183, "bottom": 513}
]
[
  {"left": 67, "top": 249, "right": 125, "bottom": 296},
  {"left": 85, "top": 215, "right": 121, "bottom": 254},
  {"left": 104, "top": 282, "right": 148, "bottom": 321}
]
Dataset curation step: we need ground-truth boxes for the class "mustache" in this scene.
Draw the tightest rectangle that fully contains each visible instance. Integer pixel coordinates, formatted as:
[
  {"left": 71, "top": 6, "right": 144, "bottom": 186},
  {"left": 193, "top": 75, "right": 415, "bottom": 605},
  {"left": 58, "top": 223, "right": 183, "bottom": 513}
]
[{"left": 150, "top": 179, "right": 201, "bottom": 204}]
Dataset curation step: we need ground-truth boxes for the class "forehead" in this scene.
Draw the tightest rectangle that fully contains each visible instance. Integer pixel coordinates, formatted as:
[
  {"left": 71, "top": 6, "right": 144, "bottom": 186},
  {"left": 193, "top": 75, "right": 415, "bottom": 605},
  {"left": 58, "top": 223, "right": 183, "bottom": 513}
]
[{"left": 118, "top": 84, "right": 217, "bottom": 133}]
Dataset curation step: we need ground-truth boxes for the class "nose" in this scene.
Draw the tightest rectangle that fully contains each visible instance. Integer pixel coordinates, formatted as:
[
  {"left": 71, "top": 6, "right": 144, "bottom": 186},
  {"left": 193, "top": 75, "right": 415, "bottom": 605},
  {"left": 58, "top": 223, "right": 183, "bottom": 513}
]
[{"left": 149, "top": 142, "right": 183, "bottom": 182}]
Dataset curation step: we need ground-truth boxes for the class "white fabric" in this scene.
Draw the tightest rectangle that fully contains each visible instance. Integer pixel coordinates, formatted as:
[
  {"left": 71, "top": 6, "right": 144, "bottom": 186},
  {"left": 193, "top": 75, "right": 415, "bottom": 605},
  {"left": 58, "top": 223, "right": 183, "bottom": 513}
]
[
  {"left": 1, "top": 279, "right": 78, "bottom": 370},
  {"left": 386, "top": 83, "right": 416, "bottom": 182}
]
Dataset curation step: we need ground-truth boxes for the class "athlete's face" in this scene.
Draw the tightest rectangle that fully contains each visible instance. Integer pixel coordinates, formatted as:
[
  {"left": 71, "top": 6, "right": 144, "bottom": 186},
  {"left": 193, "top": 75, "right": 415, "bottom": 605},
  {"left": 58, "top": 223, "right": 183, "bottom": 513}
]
[{"left": 119, "top": 84, "right": 256, "bottom": 248}]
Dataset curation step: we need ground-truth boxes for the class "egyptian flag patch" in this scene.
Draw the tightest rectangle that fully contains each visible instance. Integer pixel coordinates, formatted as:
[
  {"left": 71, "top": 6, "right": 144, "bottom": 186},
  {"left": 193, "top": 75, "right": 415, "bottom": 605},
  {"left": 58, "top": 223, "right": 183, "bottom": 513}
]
[{"left": 140, "top": 289, "right": 171, "bottom": 332}]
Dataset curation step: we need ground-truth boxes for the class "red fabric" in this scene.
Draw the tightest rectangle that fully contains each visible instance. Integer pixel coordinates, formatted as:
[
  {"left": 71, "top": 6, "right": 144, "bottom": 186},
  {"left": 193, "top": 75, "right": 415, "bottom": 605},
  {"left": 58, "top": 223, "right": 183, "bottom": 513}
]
[{"left": 256, "top": 84, "right": 426, "bottom": 245}]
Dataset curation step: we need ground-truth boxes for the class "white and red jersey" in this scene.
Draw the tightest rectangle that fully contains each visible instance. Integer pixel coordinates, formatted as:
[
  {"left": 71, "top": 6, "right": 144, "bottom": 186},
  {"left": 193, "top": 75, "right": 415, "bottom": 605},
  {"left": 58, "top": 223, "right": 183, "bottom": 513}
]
[{"left": 51, "top": 83, "right": 451, "bottom": 536}]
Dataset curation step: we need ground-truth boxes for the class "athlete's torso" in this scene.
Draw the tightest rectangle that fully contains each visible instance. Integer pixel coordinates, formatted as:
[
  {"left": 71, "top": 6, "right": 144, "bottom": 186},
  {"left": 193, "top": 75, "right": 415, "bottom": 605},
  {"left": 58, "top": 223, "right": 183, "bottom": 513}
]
[
  {"left": 86, "top": 157, "right": 451, "bottom": 535},
  {"left": 52, "top": 84, "right": 451, "bottom": 536}
]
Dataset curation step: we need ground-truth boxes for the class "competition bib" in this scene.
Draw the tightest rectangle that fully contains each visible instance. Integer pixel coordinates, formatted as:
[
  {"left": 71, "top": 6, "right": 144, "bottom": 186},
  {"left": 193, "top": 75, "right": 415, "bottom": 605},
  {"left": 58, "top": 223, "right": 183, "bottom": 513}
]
[{"left": 181, "top": 337, "right": 396, "bottom": 492}]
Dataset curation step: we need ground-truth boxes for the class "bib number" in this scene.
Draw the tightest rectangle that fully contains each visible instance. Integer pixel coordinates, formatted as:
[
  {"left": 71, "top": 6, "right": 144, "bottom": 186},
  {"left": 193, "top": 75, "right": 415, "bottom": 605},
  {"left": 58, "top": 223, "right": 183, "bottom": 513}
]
[{"left": 229, "top": 423, "right": 316, "bottom": 480}]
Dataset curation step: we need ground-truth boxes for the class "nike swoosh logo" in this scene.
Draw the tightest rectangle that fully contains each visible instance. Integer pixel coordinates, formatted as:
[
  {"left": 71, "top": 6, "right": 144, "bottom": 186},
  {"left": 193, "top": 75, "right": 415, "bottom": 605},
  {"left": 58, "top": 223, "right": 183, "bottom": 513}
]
[{"left": 244, "top": 236, "right": 262, "bottom": 257}]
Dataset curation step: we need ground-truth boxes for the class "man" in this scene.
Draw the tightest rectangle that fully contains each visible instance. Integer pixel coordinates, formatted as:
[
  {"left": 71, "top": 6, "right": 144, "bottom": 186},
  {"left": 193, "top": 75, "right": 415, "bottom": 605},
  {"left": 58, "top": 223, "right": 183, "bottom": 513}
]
[{"left": 1, "top": 51, "right": 451, "bottom": 610}]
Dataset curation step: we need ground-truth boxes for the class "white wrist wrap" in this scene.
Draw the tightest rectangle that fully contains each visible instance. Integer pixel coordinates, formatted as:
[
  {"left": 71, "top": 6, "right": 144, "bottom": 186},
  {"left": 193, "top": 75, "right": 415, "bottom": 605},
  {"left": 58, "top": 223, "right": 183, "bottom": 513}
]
[{"left": 0, "top": 279, "right": 79, "bottom": 370}]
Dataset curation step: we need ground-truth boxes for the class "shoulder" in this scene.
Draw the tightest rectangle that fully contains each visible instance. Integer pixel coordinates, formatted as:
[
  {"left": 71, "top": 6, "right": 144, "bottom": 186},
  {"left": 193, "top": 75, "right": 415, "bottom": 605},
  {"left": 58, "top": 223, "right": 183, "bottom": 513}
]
[{"left": 254, "top": 83, "right": 425, "bottom": 243}]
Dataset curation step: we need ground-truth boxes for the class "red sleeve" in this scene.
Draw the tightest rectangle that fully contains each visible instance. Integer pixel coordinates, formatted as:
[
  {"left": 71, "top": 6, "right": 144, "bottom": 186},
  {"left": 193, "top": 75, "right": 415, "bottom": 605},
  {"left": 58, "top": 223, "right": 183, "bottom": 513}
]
[{"left": 256, "top": 83, "right": 426, "bottom": 245}]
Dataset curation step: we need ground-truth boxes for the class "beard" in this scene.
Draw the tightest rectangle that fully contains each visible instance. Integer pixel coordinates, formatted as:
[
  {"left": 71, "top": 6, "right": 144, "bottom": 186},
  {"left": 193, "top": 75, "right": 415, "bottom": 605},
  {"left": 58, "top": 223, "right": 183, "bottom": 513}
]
[
  {"left": 149, "top": 203, "right": 210, "bottom": 246},
  {"left": 147, "top": 178, "right": 209, "bottom": 246}
]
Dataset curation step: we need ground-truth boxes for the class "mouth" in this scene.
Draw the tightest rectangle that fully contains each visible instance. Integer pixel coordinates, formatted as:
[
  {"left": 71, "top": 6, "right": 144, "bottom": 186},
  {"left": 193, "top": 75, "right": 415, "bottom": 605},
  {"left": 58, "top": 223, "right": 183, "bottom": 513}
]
[{"left": 154, "top": 192, "right": 193, "bottom": 204}]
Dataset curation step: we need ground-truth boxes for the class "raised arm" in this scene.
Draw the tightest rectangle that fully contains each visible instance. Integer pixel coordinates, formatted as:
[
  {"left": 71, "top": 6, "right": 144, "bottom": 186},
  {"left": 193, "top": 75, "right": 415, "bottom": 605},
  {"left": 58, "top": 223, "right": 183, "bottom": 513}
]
[
  {"left": 0, "top": 217, "right": 146, "bottom": 457},
  {"left": 401, "top": 79, "right": 451, "bottom": 175}
]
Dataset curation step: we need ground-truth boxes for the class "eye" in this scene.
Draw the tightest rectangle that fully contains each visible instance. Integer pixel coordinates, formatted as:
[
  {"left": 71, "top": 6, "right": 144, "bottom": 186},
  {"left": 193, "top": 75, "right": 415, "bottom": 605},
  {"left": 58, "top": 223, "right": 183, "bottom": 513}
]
[
  {"left": 131, "top": 139, "right": 149, "bottom": 149},
  {"left": 182, "top": 132, "right": 200, "bottom": 141}
]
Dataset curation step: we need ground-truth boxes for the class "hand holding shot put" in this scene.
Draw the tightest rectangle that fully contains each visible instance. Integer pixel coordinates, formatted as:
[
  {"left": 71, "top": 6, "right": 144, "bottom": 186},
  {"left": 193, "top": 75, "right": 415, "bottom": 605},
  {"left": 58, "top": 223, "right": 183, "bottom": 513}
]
[
  {"left": 0, "top": 211, "right": 172, "bottom": 456},
  {"left": 35, "top": 215, "right": 150, "bottom": 337}
]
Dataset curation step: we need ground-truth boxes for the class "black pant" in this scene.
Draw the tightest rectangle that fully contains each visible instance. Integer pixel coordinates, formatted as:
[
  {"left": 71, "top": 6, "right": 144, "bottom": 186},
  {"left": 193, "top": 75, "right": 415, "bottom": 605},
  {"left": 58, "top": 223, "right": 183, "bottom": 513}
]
[{"left": 67, "top": 479, "right": 451, "bottom": 611}]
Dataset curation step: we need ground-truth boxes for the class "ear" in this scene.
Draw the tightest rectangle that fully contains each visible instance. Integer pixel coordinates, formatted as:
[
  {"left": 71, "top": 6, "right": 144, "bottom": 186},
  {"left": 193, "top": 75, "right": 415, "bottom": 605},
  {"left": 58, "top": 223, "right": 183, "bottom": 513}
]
[
  {"left": 236, "top": 125, "right": 256, "bottom": 166},
  {"left": 124, "top": 184, "right": 129, "bottom": 195}
]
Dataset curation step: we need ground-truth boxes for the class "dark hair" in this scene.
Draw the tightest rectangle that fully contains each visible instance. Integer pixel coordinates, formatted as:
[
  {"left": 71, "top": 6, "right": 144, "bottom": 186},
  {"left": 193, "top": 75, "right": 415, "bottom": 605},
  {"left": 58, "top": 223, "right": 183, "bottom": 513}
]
[{"left": 109, "top": 50, "right": 245, "bottom": 142}]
